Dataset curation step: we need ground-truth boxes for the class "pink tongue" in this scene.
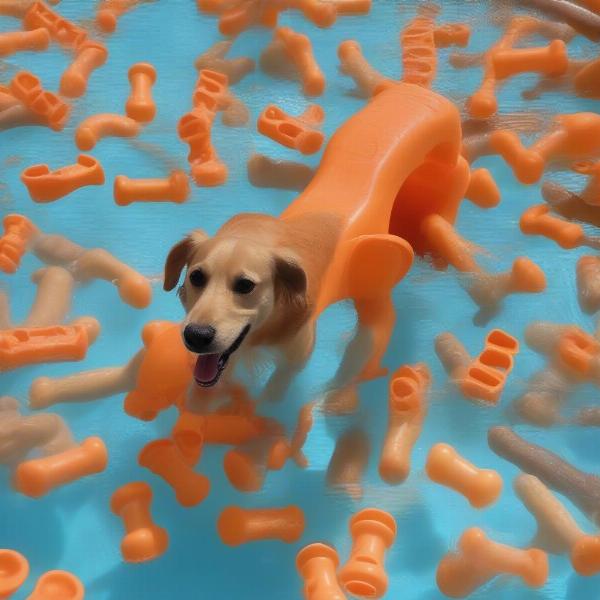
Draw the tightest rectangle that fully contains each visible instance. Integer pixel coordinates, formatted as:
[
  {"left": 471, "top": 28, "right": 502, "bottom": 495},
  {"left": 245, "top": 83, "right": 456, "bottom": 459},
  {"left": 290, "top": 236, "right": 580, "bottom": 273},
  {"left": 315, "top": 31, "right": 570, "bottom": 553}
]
[{"left": 194, "top": 353, "right": 220, "bottom": 384}]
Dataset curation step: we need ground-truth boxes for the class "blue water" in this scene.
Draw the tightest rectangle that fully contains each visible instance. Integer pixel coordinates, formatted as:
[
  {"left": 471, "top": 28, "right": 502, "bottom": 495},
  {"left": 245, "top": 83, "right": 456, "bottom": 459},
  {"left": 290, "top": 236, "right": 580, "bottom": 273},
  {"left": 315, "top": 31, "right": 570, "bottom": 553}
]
[{"left": 1, "top": 1, "right": 600, "bottom": 598}]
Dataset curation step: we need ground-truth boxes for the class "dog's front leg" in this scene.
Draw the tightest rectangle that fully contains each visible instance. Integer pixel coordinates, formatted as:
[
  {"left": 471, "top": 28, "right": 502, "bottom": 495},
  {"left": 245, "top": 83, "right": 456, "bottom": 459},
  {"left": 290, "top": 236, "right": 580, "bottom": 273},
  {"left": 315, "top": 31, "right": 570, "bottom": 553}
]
[
  {"left": 260, "top": 322, "right": 315, "bottom": 402},
  {"left": 28, "top": 350, "right": 145, "bottom": 410}
]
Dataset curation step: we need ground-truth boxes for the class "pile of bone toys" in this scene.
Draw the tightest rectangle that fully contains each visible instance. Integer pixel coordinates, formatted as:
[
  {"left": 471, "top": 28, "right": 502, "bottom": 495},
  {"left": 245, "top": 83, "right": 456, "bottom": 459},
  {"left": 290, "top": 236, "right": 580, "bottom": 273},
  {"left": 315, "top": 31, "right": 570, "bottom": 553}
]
[{"left": 1, "top": 0, "right": 600, "bottom": 598}]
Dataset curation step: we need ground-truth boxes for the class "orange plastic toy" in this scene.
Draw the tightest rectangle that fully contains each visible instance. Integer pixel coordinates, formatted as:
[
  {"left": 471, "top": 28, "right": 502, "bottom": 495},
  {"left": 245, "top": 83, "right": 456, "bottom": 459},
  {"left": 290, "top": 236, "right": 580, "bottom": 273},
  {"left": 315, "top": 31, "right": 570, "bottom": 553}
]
[
  {"left": 337, "top": 40, "right": 388, "bottom": 98},
  {"left": 217, "top": 505, "right": 305, "bottom": 546},
  {"left": 574, "top": 57, "right": 600, "bottom": 99},
  {"left": 464, "top": 168, "right": 500, "bottom": 208},
  {"left": 9, "top": 71, "right": 70, "bottom": 131},
  {"left": 379, "top": 363, "right": 430, "bottom": 484},
  {"left": 75, "top": 113, "right": 141, "bottom": 151},
  {"left": 124, "top": 322, "right": 195, "bottom": 421},
  {"left": 401, "top": 12, "right": 437, "bottom": 88},
  {"left": 0, "top": 28, "right": 49, "bottom": 57},
  {"left": 433, "top": 23, "right": 471, "bottom": 48},
  {"left": 125, "top": 62, "right": 156, "bottom": 123},
  {"left": 257, "top": 104, "right": 324, "bottom": 155},
  {"left": 0, "top": 549, "right": 29, "bottom": 600},
  {"left": 437, "top": 527, "right": 548, "bottom": 597},
  {"left": 572, "top": 159, "right": 600, "bottom": 206},
  {"left": 338, "top": 508, "right": 396, "bottom": 599},
  {"left": 192, "top": 69, "right": 248, "bottom": 127},
  {"left": 138, "top": 439, "right": 210, "bottom": 507},
  {"left": 492, "top": 40, "right": 569, "bottom": 80},
  {"left": 26, "top": 571, "right": 84, "bottom": 600},
  {"left": 0, "top": 0, "right": 59, "bottom": 18},
  {"left": 459, "top": 329, "right": 519, "bottom": 404},
  {"left": 572, "top": 535, "right": 600, "bottom": 576},
  {"left": 60, "top": 41, "right": 108, "bottom": 98},
  {"left": 491, "top": 112, "right": 600, "bottom": 184},
  {"left": 110, "top": 481, "right": 169, "bottom": 563},
  {"left": 0, "top": 214, "right": 38, "bottom": 274},
  {"left": 333, "top": 0, "right": 371, "bottom": 14},
  {"left": 96, "top": 0, "right": 142, "bottom": 33},
  {"left": 296, "top": 543, "right": 346, "bottom": 600},
  {"left": 194, "top": 40, "right": 255, "bottom": 85},
  {"left": 520, "top": 204, "right": 586, "bottom": 248},
  {"left": 24, "top": 1, "right": 88, "bottom": 50},
  {"left": 262, "top": 27, "right": 325, "bottom": 97},
  {"left": 15, "top": 436, "right": 107, "bottom": 497},
  {"left": 21, "top": 154, "right": 105, "bottom": 203},
  {"left": 426, "top": 443, "right": 503, "bottom": 508},
  {"left": 0, "top": 318, "right": 100, "bottom": 371},
  {"left": 114, "top": 170, "right": 189, "bottom": 206},
  {"left": 467, "top": 16, "right": 547, "bottom": 119}
]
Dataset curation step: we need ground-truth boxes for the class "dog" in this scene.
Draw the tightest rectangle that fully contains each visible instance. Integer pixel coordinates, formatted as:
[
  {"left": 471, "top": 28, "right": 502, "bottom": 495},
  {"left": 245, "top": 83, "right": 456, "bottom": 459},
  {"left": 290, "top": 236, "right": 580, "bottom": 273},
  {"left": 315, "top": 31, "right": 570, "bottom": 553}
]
[{"left": 163, "top": 212, "right": 341, "bottom": 389}]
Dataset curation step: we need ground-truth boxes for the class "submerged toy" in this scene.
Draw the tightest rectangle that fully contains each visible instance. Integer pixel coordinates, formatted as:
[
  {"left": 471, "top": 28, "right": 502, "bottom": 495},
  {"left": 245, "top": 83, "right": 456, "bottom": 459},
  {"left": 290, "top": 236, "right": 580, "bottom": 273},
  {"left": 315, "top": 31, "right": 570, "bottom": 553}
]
[
  {"left": 437, "top": 527, "right": 548, "bottom": 597},
  {"left": 296, "top": 543, "right": 346, "bottom": 600},
  {"left": 125, "top": 62, "right": 157, "bottom": 123},
  {"left": 26, "top": 570, "right": 84, "bottom": 600},
  {"left": 0, "top": 28, "right": 49, "bottom": 57},
  {"left": 379, "top": 363, "right": 430, "bottom": 484},
  {"left": 338, "top": 508, "right": 396, "bottom": 599},
  {"left": 426, "top": 443, "right": 503, "bottom": 508},
  {"left": 0, "top": 549, "right": 29, "bottom": 599},
  {"left": 217, "top": 505, "right": 305, "bottom": 546}
]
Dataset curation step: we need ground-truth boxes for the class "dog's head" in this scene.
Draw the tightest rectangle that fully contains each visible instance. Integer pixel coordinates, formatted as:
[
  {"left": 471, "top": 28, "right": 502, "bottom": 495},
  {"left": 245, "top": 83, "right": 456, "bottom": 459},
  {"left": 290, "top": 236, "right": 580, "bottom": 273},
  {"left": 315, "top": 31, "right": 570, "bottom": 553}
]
[{"left": 164, "top": 228, "right": 309, "bottom": 387}]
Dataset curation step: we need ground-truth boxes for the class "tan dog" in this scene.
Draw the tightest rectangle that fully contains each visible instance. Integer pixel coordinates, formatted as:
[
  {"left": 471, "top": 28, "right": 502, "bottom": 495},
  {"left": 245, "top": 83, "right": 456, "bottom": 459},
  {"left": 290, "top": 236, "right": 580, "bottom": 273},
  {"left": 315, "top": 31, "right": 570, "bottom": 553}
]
[{"left": 163, "top": 213, "right": 340, "bottom": 388}]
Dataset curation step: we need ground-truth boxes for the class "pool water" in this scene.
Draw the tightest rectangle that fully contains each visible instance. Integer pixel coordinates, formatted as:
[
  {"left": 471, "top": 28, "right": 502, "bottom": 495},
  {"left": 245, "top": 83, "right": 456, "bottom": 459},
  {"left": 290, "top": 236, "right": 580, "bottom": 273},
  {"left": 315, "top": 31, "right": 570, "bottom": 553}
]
[{"left": 1, "top": 1, "right": 600, "bottom": 598}]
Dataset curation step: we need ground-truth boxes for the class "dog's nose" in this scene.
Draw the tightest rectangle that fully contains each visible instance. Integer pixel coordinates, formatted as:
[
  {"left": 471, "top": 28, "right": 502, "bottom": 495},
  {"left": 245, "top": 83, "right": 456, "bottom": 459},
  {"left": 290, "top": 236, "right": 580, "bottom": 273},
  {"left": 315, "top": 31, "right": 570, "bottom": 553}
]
[{"left": 183, "top": 324, "right": 216, "bottom": 351}]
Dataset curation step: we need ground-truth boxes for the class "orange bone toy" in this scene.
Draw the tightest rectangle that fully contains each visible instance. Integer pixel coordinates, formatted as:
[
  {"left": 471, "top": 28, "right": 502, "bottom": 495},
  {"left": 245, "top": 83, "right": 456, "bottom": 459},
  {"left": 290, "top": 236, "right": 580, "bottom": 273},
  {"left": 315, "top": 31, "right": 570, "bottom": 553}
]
[
  {"left": 379, "top": 363, "right": 430, "bottom": 484},
  {"left": 114, "top": 170, "right": 189, "bottom": 206},
  {"left": 0, "top": 214, "right": 38, "bottom": 274},
  {"left": 9, "top": 71, "right": 70, "bottom": 131},
  {"left": 464, "top": 168, "right": 500, "bottom": 208},
  {"left": 257, "top": 104, "right": 324, "bottom": 155},
  {"left": 194, "top": 40, "right": 255, "bottom": 85},
  {"left": 337, "top": 40, "right": 388, "bottom": 98},
  {"left": 192, "top": 69, "right": 248, "bottom": 127},
  {"left": 492, "top": 40, "right": 569, "bottom": 80},
  {"left": 60, "top": 41, "right": 108, "bottom": 98},
  {"left": 14, "top": 436, "right": 107, "bottom": 497},
  {"left": 437, "top": 527, "right": 548, "bottom": 597},
  {"left": 217, "top": 505, "right": 305, "bottom": 546},
  {"left": 96, "top": 0, "right": 145, "bottom": 33},
  {"left": 261, "top": 27, "right": 325, "bottom": 97},
  {"left": 520, "top": 204, "right": 587, "bottom": 249},
  {"left": 426, "top": 443, "right": 503, "bottom": 508},
  {"left": 26, "top": 571, "right": 84, "bottom": 600},
  {"left": 177, "top": 109, "right": 227, "bottom": 187},
  {"left": 24, "top": 1, "right": 88, "bottom": 50},
  {"left": 572, "top": 535, "right": 600, "bottom": 576},
  {"left": 75, "top": 113, "right": 141, "bottom": 151},
  {"left": 125, "top": 62, "right": 156, "bottom": 123},
  {"left": 0, "top": 549, "right": 29, "bottom": 599},
  {"left": 401, "top": 12, "right": 437, "bottom": 88},
  {"left": 491, "top": 112, "right": 600, "bottom": 184},
  {"left": 0, "top": 318, "right": 100, "bottom": 371},
  {"left": 138, "top": 439, "right": 210, "bottom": 507},
  {"left": 0, "top": 0, "right": 58, "bottom": 18},
  {"left": 466, "top": 16, "right": 550, "bottom": 119},
  {"left": 338, "top": 508, "right": 396, "bottom": 599},
  {"left": 572, "top": 159, "right": 600, "bottom": 206},
  {"left": 433, "top": 23, "right": 470, "bottom": 48},
  {"left": 460, "top": 329, "right": 519, "bottom": 404},
  {"left": 0, "top": 28, "right": 49, "bottom": 57},
  {"left": 21, "top": 154, "right": 105, "bottom": 203},
  {"left": 111, "top": 481, "right": 169, "bottom": 563},
  {"left": 296, "top": 543, "right": 346, "bottom": 600}
]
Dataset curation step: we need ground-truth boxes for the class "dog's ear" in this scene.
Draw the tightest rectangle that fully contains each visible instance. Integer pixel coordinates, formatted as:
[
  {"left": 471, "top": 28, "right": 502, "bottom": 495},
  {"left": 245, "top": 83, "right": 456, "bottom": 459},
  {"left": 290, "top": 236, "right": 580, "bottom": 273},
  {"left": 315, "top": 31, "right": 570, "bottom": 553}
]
[
  {"left": 272, "top": 254, "right": 310, "bottom": 334},
  {"left": 163, "top": 230, "right": 208, "bottom": 291}
]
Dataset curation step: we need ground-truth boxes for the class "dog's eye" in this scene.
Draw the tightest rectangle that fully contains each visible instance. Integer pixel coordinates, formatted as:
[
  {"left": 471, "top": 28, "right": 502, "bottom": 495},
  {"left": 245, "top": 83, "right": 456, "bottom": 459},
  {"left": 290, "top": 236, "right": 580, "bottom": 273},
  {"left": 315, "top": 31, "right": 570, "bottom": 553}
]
[
  {"left": 233, "top": 277, "right": 255, "bottom": 294},
  {"left": 189, "top": 269, "right": 207, "bottom": 288}
]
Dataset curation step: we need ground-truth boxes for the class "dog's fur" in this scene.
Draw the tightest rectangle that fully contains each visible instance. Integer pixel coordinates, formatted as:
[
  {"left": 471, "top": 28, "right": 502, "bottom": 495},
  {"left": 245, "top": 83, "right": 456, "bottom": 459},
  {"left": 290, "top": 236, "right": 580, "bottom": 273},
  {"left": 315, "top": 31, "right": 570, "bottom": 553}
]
[{"left": 164, "top": 212, "right": 342, "bottom": 386}]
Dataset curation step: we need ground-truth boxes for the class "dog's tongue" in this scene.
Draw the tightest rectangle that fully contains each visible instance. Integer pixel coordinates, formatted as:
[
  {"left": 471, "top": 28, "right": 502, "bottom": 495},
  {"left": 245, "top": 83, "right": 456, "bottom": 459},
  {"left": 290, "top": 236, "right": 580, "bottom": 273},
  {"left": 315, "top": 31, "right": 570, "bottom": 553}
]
[{"left": 194, "top": 353, "right": 220, "bottom": 384}]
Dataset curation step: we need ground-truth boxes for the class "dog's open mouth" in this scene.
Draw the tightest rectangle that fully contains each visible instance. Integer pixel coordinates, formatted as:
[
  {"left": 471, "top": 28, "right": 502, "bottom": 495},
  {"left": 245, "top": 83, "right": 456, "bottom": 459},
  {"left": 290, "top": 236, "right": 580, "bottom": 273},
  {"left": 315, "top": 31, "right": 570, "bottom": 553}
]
[{"left": 193, "top": 324, "right": 250, "bottom": 387}]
